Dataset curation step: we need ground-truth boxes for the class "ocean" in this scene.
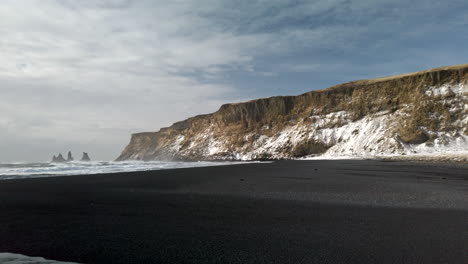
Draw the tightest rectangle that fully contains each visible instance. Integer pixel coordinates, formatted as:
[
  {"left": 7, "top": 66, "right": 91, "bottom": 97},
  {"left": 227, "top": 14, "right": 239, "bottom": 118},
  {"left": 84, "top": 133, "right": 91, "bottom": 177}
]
[{"left": 0, "top": 160, "right": 247, "bottom": 180}]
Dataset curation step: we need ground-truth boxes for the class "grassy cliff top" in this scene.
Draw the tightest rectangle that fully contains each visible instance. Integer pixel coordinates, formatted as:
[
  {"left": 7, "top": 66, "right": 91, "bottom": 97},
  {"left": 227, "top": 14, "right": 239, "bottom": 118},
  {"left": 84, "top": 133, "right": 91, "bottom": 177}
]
[
  {"left": 332, "top": 63, "right": 468, "bottom": 87},
  {"left": 226, "top": 63, "right": 468, "bottom": 106}
]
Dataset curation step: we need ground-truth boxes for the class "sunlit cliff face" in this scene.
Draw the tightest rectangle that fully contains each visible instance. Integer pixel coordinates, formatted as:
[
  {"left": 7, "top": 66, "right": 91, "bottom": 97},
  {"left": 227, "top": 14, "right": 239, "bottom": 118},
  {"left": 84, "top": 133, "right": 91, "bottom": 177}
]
[{"left": 117, "top": 65, "right": 468, "bottom": 161}]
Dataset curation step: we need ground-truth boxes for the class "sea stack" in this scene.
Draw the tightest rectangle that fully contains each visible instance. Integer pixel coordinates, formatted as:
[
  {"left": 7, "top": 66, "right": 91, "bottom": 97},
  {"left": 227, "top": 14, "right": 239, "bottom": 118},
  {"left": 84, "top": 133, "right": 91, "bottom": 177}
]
[
  {"left": 53, "top": 153, "right": 66, "bottom": 163},
  {"left": 67, "top": 151, "right": 74, "bottom": 162},
  {"left": 81, "top": 152, "right": 91, "bottom": 161}
]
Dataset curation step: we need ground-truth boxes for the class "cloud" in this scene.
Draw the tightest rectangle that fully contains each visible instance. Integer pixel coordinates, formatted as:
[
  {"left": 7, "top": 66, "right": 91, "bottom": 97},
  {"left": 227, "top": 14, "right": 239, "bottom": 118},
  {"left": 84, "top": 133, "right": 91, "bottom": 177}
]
[
  {"left": 0, "top": 0, "right": 253, "bottom": 161},
  {"left": 1, "top": 0, "right": 468, "bottom": 161}
]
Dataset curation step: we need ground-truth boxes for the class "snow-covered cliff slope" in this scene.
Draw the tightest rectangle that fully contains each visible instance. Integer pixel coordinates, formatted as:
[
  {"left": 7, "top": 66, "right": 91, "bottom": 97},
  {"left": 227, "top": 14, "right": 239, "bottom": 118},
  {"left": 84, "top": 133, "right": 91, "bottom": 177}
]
[{"left": 117, "top": 64, "right": 468, "bottom": 161}]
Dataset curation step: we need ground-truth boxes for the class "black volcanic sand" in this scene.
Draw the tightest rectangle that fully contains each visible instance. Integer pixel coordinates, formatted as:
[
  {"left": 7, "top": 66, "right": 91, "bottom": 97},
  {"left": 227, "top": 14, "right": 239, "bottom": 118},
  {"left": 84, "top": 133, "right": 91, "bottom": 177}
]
[{"left": 0, "top": 160, "right": 467, "bottom": 264}]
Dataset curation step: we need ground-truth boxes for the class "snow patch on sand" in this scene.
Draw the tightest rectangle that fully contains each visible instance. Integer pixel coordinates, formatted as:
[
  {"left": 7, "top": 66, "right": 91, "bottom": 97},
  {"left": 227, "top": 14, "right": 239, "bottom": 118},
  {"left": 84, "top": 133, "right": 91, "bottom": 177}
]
[
  {"left": 407, "top": 135, "right": 468, "bottom": 155},
  {"left": 0, "top": 253, "right": 78, "bottom": 264}
]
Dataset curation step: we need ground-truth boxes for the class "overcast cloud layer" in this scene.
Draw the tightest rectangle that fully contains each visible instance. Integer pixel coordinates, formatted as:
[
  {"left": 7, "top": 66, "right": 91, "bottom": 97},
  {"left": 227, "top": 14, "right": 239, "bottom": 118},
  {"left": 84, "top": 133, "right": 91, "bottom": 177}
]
[{"left": 1, "top": 0, "right": 468, "bottom": 162}]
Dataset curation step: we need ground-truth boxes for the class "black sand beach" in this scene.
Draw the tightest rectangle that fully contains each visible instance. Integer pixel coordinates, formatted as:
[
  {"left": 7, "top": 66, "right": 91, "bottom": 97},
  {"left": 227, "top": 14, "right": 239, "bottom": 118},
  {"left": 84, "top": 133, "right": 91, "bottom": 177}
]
[{"left": 0, "top": 160, "right": 467, "bottom": 264}]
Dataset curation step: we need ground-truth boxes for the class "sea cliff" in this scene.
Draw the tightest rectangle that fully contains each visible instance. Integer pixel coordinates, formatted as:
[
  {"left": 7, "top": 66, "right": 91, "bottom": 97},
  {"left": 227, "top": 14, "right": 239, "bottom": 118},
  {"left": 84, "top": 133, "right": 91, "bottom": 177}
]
[{"left": 117, "top": 64, "right": 468, "bottom": 161}]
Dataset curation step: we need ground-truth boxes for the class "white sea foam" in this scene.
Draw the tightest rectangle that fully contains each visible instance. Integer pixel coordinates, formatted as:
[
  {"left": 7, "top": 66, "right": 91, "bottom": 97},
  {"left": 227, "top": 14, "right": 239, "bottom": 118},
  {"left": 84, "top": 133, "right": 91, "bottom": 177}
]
[
  {"left": 0, "top": 160, "right": 248, "bottom": 180},
  {"left": 0, "top": 253, "right": 78, "bottom": 264}
]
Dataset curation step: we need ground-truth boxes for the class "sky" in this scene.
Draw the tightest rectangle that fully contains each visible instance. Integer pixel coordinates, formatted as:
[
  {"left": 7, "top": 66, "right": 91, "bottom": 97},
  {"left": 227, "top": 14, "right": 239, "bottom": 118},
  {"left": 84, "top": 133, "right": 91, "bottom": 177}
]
[{"left": 1, "top": 0, "right": 468, "bottom": 162}]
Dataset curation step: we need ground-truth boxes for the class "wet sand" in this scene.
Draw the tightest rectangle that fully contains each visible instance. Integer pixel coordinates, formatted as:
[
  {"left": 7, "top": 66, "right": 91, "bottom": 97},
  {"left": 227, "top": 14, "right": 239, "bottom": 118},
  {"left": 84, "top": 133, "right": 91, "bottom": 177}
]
[{"left": 0, "top": 160, "right": 467, "bottom": 263}]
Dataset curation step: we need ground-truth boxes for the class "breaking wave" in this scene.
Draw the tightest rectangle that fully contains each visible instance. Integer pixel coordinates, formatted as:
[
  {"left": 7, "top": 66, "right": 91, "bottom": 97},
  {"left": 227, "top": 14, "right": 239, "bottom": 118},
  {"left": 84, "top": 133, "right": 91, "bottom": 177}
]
[{"left": 0, "top": 160, "right": 248, "bottom": 180}]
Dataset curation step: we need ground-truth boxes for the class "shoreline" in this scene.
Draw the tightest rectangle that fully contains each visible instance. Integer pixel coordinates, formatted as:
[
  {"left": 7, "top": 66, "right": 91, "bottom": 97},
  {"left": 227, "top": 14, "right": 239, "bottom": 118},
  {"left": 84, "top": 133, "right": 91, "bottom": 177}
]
[{"left": 2, "top": 154, "right": 467, "bottom": 182}]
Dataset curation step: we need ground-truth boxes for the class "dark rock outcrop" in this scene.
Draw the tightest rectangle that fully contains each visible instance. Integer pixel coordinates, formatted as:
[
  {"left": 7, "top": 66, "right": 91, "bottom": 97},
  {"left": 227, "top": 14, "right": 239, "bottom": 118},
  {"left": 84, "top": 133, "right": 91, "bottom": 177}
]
[
  {"left": 52, "top": 153, "right": 66, "bottom": 163},
  {"left": 67, "top": 151, "right": 74, "bottom": 162},
  {"left": 81, "top": 152, "right": 91, "bottom": 161}
]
